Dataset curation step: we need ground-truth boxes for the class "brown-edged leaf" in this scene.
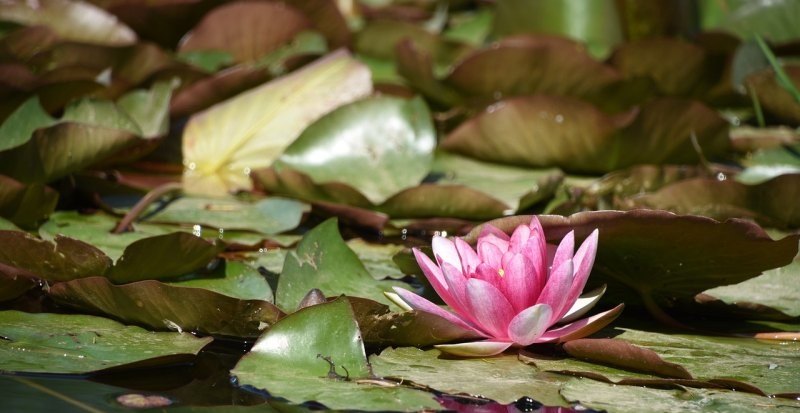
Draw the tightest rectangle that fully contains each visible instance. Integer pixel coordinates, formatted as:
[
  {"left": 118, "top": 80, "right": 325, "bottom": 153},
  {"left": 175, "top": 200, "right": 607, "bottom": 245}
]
[{"left": 563, "top": 338, "right": 693, "bottom": 379}]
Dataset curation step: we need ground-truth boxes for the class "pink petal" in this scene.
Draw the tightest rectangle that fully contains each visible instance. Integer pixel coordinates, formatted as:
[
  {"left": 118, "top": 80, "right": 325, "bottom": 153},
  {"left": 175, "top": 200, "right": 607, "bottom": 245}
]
[
  {"left": 535, "top": 304, "right": 624, "bottom": 343},
  {"left": 454, "top": 237, "right": 481, "bottom": 275},
  {"left": 536, "top": 259, "right": 574, "bottom": 325},
  {"left": 524, "top": 217, "right": 547, "bottom": 275},
  {"left": 432, "top": 236, "right": 462, "bottom": 272},
  {"left": 435, "top": 340, "right": 514, "bottom": 357},
  {"left": 477, "top": 239, "right": 503, "bottom": 269},
  {"left": 507, "top": 303, "right": 552, "bottom": 346},
  {"left": 440, "top": 261, "right": 475, "bottom": 321},
  {"left": 500, "top": 253, "right": 542, "bottom": 312},
  {"left": 557, "top": 229, "right": 599, "bottom": 321},
  {"left": 474, "top": 263, "right": 498, "bottom": 284},
  {"left": 558, "top": 284, "right": 606, "bottom": 324},
  {"left": 509, "top": 224, "right": 531, "bottom": 253},
  {"left": 479, "top": 224, "right": 510, "bottom": 241},
  {"left": 391, "top": 287, "right": 482, "bottom": 334},
  {"left": 551, "top": 231, "right": 575, "bottom": 276},
  {"left": 413, "top": 248, "right": 455, "bottom": 304},
  {"left": 465, "top": 278, "right": 516, "bottom": 339}
]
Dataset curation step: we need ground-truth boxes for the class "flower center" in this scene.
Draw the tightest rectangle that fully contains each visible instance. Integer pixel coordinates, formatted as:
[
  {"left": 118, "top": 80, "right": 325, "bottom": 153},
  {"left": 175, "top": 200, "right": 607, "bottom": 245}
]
[{"left": 497, "top": 268, "right": 505, "bottom": 277}]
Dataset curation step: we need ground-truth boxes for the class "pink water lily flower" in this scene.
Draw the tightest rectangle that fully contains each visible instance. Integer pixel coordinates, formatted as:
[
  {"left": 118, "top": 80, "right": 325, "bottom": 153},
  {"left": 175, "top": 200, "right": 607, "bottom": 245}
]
[{"left": 388, "top": 217, "right": 623, "bottom": 357}]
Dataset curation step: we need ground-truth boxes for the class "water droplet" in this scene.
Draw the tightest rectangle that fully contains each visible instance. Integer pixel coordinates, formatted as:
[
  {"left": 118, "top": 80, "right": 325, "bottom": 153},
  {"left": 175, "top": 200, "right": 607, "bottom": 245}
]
[
  {"left": 188, "top": 162, "right": 196, "bottom": 171},
  {"left": 716, "top": 172, "right": 727, "bottom": 181},
  {"left": 769, "top": 363, "right": 779, "bottom": 370},
  {"left": 554, "top": 114, "right": 564, "bottom": 123},
  {"left": 192, "top": 224, "right": 202, "bottom": 237},
  {"left": 492, "top": 91, "right": 503, "bottom": 100},
  {"left": 243, "top": 167, "right": 251, "bottom": 175}
]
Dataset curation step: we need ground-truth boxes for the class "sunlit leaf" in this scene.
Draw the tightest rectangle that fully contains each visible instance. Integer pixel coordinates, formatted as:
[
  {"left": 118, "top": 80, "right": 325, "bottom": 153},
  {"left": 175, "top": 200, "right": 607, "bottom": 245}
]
[
  {"left": 0, "top": 230, "right": 111, "bottom": 282},
  {"left": 48, "top": 276, "right": 283, "bottom": 338},
  {"left": 703, "top": 0, "right": 800, "bottom": 43},
  {"left": 232, "top": 298, "right": 438, "bottom": 411},
  {"left": 170, "top": 260, "right": 272, "bottom": 302},
  {"left": 108, "top": 232, "right": 221, "bottom": 283},
  {"left": 0, "top": 0, "right": 137, "bottom": 46},
  {"left": 274, "top": 96, "right": 435, "bottom": 204},
  {"left": 276, "top": 219, "right": 404, "bottom": 311},
  {"left": 182, "top": 50, "right": 372, "bottom": 196},
  {"left": 0, "top": 310, "right": 211, "bottom": 374}
]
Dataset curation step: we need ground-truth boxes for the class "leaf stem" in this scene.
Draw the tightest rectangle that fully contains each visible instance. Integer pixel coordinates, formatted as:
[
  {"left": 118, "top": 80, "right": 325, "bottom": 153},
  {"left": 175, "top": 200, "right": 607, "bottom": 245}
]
[{"left": 112, "top": 182, "right": 184, "bottom": 234}]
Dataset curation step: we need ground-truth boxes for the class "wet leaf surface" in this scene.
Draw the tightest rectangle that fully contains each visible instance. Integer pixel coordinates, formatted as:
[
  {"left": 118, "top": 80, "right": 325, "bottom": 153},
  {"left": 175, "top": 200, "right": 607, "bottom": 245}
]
[
  {"left": 108, "top": 232, "right": 221, "bottom": 283},
  {"left": 48, "top": 276, "right": 283, "bottom": 338},
  {"left": 232, "top": 298, "right": 439, "bottom": 411},
  {"left": 0, "top": 230, "right": 111, "bottom": 282},
  {"left": 275, "top": 96, "right": 435, "bottom": 205},
  {"left": 561, "top": 338, "right": 692, "bottom": 379},
  {"left": 0, "top": 310, "right": 211, "bottom": 374},
  {"left": 276, "top": 219, "right": 404, "bottom": 311}
]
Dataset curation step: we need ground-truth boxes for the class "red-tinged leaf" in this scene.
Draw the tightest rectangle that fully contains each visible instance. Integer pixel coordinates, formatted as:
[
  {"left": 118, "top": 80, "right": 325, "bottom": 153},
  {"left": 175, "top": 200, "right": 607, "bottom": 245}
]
[{"left": 563, "top": 338, "right": 693, "bottom": 379}]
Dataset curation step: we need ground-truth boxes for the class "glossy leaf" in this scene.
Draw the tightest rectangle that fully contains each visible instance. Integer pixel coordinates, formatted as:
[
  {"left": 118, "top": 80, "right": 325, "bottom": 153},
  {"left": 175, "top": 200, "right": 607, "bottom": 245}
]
[
  {"left": 48, "top": 276, "right": 283, "bottom": 338},
  {"left": 275, "top": 96, "right": 435, "bottom": 204},
  {"left": 0, "top": 175, "right": 58, "bottom": 229},
  {"left": 108, "top": 232, "right": 221, "bottom": 283},
  {"left": 0, "top": 0, "right": 137, "bottom": 46},
  {"left": 0, "top": 230, "right": 111, "bottom": 282},
  {"left": 467, "top": 211, "right": 800, "bottom": 309},
  {"left": 0, "top": 310, "right": 211, "bottom": 374},
  {"left": 146, "top": 196, "right": 309, "bottom": 236},
  {"left": 0, "top": 96, "right": 56, "bottom": 152},
  {"left": 276, "top": 219, "right": 404, "bottom": 311},
  {"left": 346, "top": 239, "right": 405, "bottom": 280},
  {"left": 182, "top": 50, "right": 372, "bottom": 195},
  {"left": 562, "top": 338, "right": 692, "bottom": 379},
  {"left": 442, "top": 96, "right": 729, "bottom": 174},
  {"left": 706, "top": 0, "right": 800, "bottom": 43},
  {"left": 170, "top": 261, "right": 272, "bottom": 302},
  {"left": 179, "top": 2, "right": 311, "bottom": 64},
  {"left": 232, "top": 298, "right": 438, "bottom": 411},
  {"left": 0, "top": 264, "right": 39, "bottom": 302}
]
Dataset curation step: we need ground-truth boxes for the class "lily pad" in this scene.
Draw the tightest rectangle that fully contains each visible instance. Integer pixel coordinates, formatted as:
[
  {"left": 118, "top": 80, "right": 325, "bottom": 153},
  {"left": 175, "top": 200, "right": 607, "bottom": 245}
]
[
  {"left": 0, "top": 96, "right": 56, "bottom": 152},
  {"left": 181, "top": 50, "right": 372, "bottom": 196},
  {"left": 441, "top": 96, "right": 729, "bottom": 174},
  {"left": 370, "top": 347, "right": 568, "bottom": 406},
  {"left": 108, "top": 232, "right": 221, "bottom": 283},
  {"left": 0, "top": 263, "right": 39, "bottom": 302},
  {"left": 274, "top": 96, "right": 435, "bottom": 205},
  {"left": 276, "top": 218, "right": 404, "bottom": 311},
  {"left": 48, "top": 276, "right": 283, "bottom": 338},
  {"left": 746, "top": 65, "right": 800, "bottom": 125},
  {"left": 0, "top": 0, "right": 137, "bottom": 46},
  {"left": 0, "top": 230, "right": 111, "bottom": 282},
  {"left": 169, "top": 260, "right": 272, "bottom": 302},
  {"left": 560, "top": 377, "right": 800, "bottom": 413},
  {"left": 0, "top": 310, "right": 211, "bottom": 374},
  {"left": 0, "top": 175, "right": 58, "bottom": 229},
  {"left": 346, "top": 239, "right": 405, "bottom": 280},
  {"left": 466, "top": 211, "right": 800, "bottom": 316},
  {"left": 232, "top": 298, "right": 439, "bottom": 411},
  {"left": 146, "top": 196, "right": 308, "bottom": 236},
  {"left": 169, "top": 66, "right": 272, "bottom": 118},
  {"left": 704, "top": 252, "right": 800, "bottom": 318},
  {"left": 708, "top": 0, "right": 800, "bottom": 43},
  {"left": 626, "top": 174, "right": 800, "bottom": 228},
  {"left": 178, "top": 2, "right": 311, "bottom": 64}
]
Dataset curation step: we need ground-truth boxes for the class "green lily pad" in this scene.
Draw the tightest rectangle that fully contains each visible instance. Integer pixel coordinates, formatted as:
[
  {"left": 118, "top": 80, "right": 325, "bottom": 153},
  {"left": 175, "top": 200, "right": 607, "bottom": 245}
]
[
  {"left": 705, "top": 253, "right": 800, "bottom": 318},
  {"left": 108, "top": 232, "right": 222, "bottom": 283},
  {"left": 146, "top": 196, "right": 309, "bottom": 236},
  {"left": 181, "top": 50, "right": 372, "bottom": 196},
  {"left": 178, "top": 2, "right": 311, "bottom": 64},
  {"left": 0, "top": 96, "right": 56, "bottom": 152},
  {"left": 346, "top": 239, "right": 405, "bottom": 280},
  {"left": 441, "top": 96, "right": 729, "bottom": 174},
  {"left": 0, "top": 217, "right": 17, "bottom": 230},
  {"left": 276, "top": 218, "right": 404, "bottom": 311},
  {"left": 169, "top": 260, "right": 272, "bottom": 302},
  {"left": 0, "top": 175, "right": 58, "bottom": 229},
  {"left": 370, "top": 347, "right": 568, "bottom": 406},
  {"left": 0, "top": 0, "right": 137, "bottom": 46},
  {"left": 232, "top": 298, "right": 439, "bottom": 411},
  {"left": 274, "top": 96, "right": 435, "bottom": 205},
  {"left": 116, "top": 79, "right": 175, "bottom": 139},
  {"left": 707, "top": 0, "right": 800, "bottom": 43},
  {"left": 48, "top": 276, "right": 283, "bottom": 338},
  {"left": 560, "top": 377, "right": 800, "bottom": 413},
  {"left": 0, "top": 310, "right": 211, "bottom": 374},
  {"left": 0, "top": 230, "right": 111, "bottom": 282},
  {"left": 467, "top": 211, "right": 800, "bottom": 316},
  {"left": 626, "top": 174, "right": 800, "bottom": 229}
]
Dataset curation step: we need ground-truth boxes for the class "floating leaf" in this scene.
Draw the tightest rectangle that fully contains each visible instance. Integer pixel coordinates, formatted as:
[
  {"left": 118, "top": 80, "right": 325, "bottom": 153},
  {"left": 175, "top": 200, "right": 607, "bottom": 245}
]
[
  {"left": 48, "top": 276, "right": 283, "bottom": 338},
  {"left": 108, "top": 232, "right": 221, "bottom": 283},
  {"left": 370, "top": 347, "right": 568, "bottom": 406},
  {"left": 0, "top": 96, "right": 56, "bottom": 152},
  {"left": 0, "top": 230, "right": 111, "bottom": 282},
  {"left": 707, "top": 0, "right": 800, "bottom": 43},
  {"left": 562, "top": 338, "right": 692, "bottom": 379},
  {"left": 146, "top": 196, "right": 308, "bottom": 236},
  {"left": 626, "top": 174, "right": 800, "bottom": 228},
  {"left": 0, "top": 0, "right": 137, "bottom": 46},
  {"left": 346, "top": 239, "right": 405, "bottom": 280},
  {"left": 276, "top": 219, "right": 404, "bottom": 311},
  {"left": 0, "top": 175, "right": 58, "bottom": 229},
  {"left": 170, "top": 261, "right": 272, "bottom": 302},
  {"left": 274, "top": 96, "right": 435, "bottom": 204},
  {"left": 170, "top": 66, "right": 271, "bottom": 118},
  {"left": 232, "top": 298, "right": 438, "bottom": 411},
  {"left": 0, "top": 263, "right": 39, "bottom": 302},
  {"left": 0, "top": 310, "right": 211, "bottom": 374},
  {"left": 442, "top": 96, "right": 729, "bottom": 174},
  {"left": 467, "top": 211, "right": 800, "bottom": 314},
  {"left": 746, "top": 65, "right": 800, "bottom": 125},
  {"left": 182, "top": 50, "right": 372, "bottom": 195},
  {"left": 178, "top": 2, "right": 311, "bottom": 64}
]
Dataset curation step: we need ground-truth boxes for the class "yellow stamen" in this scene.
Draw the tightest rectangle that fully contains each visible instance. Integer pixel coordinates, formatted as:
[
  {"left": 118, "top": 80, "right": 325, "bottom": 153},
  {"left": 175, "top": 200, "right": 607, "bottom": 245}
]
[{"left": 498, "top": 268, "right": 505, "bottom": 277}]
